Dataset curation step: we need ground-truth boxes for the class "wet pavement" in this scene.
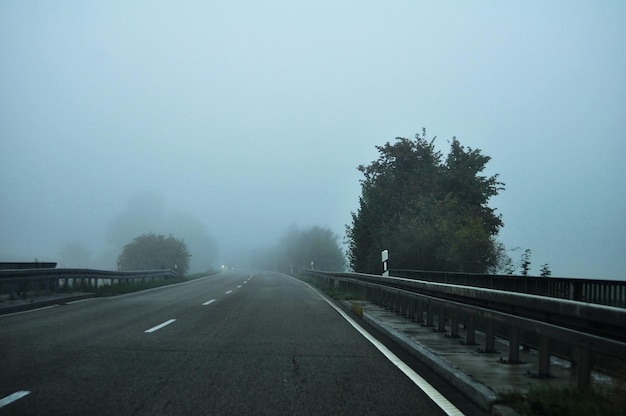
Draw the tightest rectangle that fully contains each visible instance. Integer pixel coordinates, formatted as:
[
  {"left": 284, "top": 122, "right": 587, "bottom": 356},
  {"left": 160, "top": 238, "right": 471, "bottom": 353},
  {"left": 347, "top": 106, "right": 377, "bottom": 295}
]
[{"left": 2, "top": 291, "right": 621, "bottom": 414}]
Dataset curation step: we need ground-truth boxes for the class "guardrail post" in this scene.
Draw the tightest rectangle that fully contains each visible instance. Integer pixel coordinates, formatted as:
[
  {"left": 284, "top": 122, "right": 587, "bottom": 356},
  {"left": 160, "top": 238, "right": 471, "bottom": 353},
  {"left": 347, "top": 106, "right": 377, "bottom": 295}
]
[
  {"left": 507, "top": 327, "right": 521, "bottom": 363},
  {"left": 464, "top": 314, "right": 476, "bottom": 345},
  {"left": 370, "top": 286, "right": 377, "bottom": 305},
  {"left": 575, "top": 347, "right": 592, "bottom": 391},
  {"left": 449, "top": 312, "right": 460, "bottom": 338},
  {"left": 426, "top": 302, "right": 434, "bottom": 327},
  {"left": 484, "top": 320, "right": 496, "bottom": 353},
  {"left": 437, "top": 306, "right": 446, "bottom": 332},
  {"left": 404, "top": 297, "right": 411, "bottom": 318},
  {"left": 538, "top": 335, "right": 551, "bottom": 377},
  {"left": 415, "top": 300, "right": 423, "bottom": 324},
  {"left": 407, "top": 298, "right": 415, "bottom": 320}
]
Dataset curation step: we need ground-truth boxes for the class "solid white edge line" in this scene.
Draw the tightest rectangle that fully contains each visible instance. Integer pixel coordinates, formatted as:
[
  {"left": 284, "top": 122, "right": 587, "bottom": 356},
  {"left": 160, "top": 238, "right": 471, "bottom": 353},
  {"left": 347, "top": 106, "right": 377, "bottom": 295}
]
[
  {"left": 202, "top": 299, "right": 216, "bottom": 306},
  {"left": 320, "top": 295, "right": 465, "bottom": 416},
  {"left": 0, "top": 391, "right": 30, "bottom": 408},
  {"left": 145, "top": 319, "right": 176, "bottom": 333}
]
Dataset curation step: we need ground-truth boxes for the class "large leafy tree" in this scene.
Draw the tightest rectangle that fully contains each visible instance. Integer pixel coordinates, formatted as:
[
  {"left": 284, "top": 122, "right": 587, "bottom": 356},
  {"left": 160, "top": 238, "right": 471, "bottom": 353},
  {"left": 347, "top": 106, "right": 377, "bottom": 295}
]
[
  {"left": 347, "top": 129, "right": 504, "bottom": 274},
  {"left": 117, "top": 233, "right": 191, "bottom": 275}
]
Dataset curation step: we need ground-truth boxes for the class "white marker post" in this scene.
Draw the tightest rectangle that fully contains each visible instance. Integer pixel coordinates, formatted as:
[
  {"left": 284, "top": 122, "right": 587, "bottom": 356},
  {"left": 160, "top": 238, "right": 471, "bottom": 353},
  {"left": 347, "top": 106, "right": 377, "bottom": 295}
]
[{"left": 381, "top": 249, "right": 389, "bottom": 277}]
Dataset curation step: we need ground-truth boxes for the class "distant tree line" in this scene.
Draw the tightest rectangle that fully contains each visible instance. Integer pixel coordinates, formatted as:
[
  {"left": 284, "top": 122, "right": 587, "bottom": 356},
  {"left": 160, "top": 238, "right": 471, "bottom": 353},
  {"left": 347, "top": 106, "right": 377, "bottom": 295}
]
[{"left": 496, "top": 247, "right": 552, "bottom": 277}]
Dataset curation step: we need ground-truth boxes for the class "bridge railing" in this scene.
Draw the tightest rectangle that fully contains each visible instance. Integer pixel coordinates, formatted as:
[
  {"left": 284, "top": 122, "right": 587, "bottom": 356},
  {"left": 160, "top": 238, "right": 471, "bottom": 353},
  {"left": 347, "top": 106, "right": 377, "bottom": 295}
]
[
  {"left": 390, "top": 269, "right": 626, "bottom": 308},
  {"left": 0, "top": 268, "right": 180, "bottom": 300},
  {"left": 303, "top": 269, "right": 626, "bottom": 392}
]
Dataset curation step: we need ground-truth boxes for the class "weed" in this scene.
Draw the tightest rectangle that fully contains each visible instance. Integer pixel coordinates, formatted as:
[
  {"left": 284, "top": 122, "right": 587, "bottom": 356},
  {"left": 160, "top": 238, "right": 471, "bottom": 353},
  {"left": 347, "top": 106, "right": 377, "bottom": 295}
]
[{"left": 499, "top": 385, "right": 626, "bottom": 416}]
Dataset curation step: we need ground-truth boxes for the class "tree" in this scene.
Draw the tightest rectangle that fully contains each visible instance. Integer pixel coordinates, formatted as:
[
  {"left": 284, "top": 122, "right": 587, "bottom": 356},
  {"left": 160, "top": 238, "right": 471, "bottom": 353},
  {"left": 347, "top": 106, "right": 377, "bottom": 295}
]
[
  {"left": 540, "top": 263, "right": 552, "bottom": 278},
  {"left": 489, "top": 242, "right": 517, "bottom": 275},
  {"left": 520, "top": 249, "right": 532, "bottom": 277},
  {"left": 346, "top": 128, "right": 504, "bottom": 274},
  {"left": 117, "top": 233, "right": 191, "bottom": 275},
  {"left": 105, "top": 192, "right": 218, "bottom": 273}
]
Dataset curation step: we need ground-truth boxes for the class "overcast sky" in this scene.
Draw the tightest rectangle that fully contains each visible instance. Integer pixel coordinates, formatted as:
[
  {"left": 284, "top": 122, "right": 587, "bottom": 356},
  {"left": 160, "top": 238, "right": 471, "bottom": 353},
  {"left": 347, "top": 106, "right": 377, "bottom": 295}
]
[{"left": 1, "top": 1, "right": 624, "bottom": 279}]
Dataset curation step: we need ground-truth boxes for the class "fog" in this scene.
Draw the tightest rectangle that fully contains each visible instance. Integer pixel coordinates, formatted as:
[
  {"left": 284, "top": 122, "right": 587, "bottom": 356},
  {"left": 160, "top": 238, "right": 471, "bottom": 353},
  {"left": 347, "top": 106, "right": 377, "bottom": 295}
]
[{"left": 1, "top": 2, "right": 624, "bottom": 279}]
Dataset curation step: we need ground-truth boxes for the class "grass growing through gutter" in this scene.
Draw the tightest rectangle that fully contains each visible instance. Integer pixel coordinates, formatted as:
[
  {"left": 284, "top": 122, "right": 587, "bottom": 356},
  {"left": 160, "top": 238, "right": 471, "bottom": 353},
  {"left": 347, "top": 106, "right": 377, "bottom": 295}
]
[{"left": 499, "top": 384, "right": 626, "bottom": 416}]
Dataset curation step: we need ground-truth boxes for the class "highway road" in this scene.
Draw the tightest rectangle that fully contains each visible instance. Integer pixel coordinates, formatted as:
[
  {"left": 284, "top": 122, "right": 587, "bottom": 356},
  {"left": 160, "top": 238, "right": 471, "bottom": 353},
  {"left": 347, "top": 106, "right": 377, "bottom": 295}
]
[{"left": 0, "top": 271, "right": 488, "bottom": 415}]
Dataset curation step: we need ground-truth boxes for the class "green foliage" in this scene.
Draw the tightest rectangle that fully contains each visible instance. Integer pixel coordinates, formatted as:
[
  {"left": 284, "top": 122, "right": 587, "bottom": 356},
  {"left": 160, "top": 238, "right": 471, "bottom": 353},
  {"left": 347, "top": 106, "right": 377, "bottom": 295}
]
[
  {"left": 347, "top": 129, "right": 504, "bottom": 274},
  {"left": 540, "top": 263, "right": 552, "bottom": 277},
  {"left": 501, "top": 385, "right": 626, "bottom": 416},
  {"left": 490, "top": 243, "right": 518, "bottom": 275},
  {"left": 520, "top": 249, "right": 532, "bottom": 277},
  {"left": 117, "top": 233, "right": 191, "bottom": 275}
]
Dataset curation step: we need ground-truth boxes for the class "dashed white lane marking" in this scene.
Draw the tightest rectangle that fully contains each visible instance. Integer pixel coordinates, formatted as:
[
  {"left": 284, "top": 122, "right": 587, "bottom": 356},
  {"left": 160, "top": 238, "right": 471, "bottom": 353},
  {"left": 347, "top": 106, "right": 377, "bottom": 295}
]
[
  {"left": 225, "top": 290, "right": 233, "bottom": 294},
  {"left": 321, "top": 297, "right": 465, "bottom": 416},
  {"left": 243, "top": 281, "right": 247, "bottom": 284},
  {"left": 202, "top": 299, "right": 216, "bottom": 306},
  {"left": 145, "top": 319, "right": 176, "bottom": 333},
  {"left": 237, "top": 285, "right": 242, "bottom": 288},
  {"left": 0, "top": 391, "right": 30, "bottom": 408}
]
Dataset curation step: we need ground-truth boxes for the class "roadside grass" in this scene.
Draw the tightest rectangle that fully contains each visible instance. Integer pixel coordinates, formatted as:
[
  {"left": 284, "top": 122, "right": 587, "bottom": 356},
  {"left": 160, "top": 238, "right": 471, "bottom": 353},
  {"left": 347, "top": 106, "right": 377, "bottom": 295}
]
[
  {"left": 498, "top": 384, "right": 626, "bottom": 416},
  {"left": 90, "top": 270, "right": 219, "bottom": 297}
]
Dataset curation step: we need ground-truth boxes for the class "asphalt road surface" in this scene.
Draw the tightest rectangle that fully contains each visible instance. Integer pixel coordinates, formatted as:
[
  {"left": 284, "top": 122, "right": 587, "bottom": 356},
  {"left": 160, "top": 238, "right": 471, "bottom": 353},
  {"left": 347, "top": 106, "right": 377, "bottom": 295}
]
[{"left": 0, "top": 271, "right": 488, "bottom": 415}]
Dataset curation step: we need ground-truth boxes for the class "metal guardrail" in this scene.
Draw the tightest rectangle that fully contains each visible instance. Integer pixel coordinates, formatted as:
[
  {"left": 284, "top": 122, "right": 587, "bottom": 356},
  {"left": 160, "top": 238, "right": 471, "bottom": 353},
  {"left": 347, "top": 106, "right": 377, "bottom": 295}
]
[
  {"left": 0, "top": 268, "right": 180, "bottom": 299},
  {"left": 303, "top": 269, "right": 626, "bottom": 391},
  {"left": 0, "top": 262, "right": 57, "bottom": 270},
  {"left": 390, "top": 269, "right": 626, "bottom": 308}
]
